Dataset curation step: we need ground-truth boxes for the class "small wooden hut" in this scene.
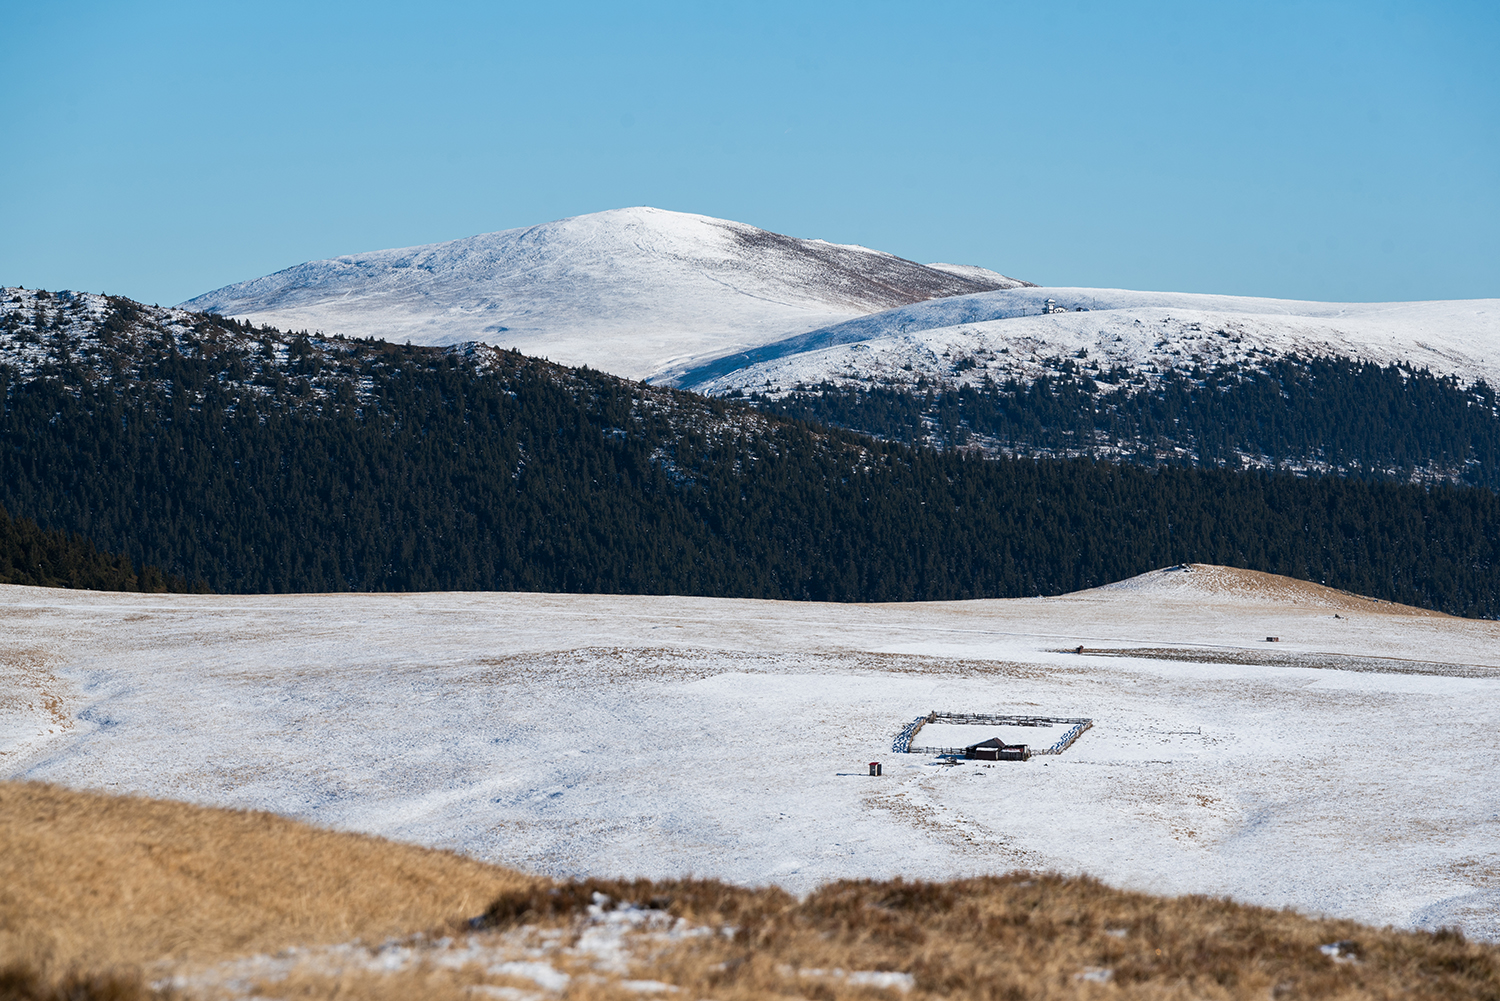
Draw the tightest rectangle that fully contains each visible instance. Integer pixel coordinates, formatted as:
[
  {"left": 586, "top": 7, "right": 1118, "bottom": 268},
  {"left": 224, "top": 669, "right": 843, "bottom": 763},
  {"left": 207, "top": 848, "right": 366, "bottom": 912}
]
[{"left": 964, "top": 738, "right": 1030, "bottom": 761}]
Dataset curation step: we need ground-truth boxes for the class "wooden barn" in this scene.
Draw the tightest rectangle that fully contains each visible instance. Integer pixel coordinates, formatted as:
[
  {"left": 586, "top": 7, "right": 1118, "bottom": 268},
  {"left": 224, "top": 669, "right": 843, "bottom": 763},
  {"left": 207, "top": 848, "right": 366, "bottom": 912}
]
[{"left": 964, "top": 738, "right": 1030, "bottom": 761}]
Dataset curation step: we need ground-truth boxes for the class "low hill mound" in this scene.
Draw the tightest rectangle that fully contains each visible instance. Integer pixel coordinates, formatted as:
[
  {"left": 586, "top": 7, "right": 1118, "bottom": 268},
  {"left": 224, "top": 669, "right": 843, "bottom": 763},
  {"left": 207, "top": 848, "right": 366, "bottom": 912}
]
[{"left": 1097, "top": 563, "right": 1452, "bottom": 617}]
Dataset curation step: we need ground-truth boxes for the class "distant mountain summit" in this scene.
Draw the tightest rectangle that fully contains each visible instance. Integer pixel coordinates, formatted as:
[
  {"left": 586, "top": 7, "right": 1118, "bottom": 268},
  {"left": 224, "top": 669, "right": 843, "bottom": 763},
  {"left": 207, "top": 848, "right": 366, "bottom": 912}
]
[{"left": 182, "top": 207, "right": 1030, "bottom": 382}]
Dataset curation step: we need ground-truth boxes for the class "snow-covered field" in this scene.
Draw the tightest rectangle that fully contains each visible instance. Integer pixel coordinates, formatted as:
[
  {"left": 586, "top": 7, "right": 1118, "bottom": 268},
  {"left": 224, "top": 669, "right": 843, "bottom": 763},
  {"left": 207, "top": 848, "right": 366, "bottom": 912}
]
[
  {"left": 4, "top": 565, "right": 1499, "bottom": 940},
  {"left": 678, "top": 286, "right": 1500, "bottom": 394}
]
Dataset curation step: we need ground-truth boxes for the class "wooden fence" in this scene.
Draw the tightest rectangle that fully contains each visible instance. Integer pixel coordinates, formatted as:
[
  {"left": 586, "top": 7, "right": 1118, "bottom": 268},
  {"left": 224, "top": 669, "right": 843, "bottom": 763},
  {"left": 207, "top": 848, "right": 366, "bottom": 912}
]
[{"left": 893, "top": 711, "right": 1093, "bottom": 757}]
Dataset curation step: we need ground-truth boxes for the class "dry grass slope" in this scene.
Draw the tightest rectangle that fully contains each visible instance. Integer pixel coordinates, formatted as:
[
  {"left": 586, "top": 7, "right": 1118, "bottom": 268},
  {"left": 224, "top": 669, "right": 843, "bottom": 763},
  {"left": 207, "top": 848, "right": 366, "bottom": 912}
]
[
  {"left": 477, "top": 877, "right": 1500, "bottom": 1001},
  {"left": 1110, "top": 564, "right": 1452, "bottom": 617},
  {"left": 3, "top": 781, "right": 1499, "bottom": 1000},
  {"left": 0, "top": 781, "right": 530, "bottom": 980}
]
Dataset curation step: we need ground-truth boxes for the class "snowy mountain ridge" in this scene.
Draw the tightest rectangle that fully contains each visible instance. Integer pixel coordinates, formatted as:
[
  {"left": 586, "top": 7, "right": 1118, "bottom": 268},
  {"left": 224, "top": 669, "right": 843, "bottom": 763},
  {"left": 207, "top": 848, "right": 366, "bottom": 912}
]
[
  {"left": 678, "top": 285, "right": 1500, "bottom": 395},
  {"left": 182, "top": 207, "right": 1029, "bottom": 383},
  {"left": 182, "top": 206, "right": 1499, "bottom": 398}
]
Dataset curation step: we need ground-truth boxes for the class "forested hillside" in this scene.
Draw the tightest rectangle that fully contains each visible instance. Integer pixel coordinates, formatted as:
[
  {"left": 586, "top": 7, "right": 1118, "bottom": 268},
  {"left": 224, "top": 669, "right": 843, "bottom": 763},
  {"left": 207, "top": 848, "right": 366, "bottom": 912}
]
[
  {"left": 751, "top": 356, "right": 1500, "bottom": 487},
  {"left": 0, "top": 505, "right": 199, "bottom": 592},
  {"left": 3, "top": 287, "right": 1499, "bottom": 615}
]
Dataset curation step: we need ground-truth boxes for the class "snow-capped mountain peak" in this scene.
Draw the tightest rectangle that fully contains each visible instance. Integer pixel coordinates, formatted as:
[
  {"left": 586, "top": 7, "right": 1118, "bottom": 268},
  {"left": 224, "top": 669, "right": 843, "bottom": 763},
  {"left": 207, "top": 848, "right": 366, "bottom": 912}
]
[{"left": 182, "top": 207, "right": 1028, "bottom": 382}]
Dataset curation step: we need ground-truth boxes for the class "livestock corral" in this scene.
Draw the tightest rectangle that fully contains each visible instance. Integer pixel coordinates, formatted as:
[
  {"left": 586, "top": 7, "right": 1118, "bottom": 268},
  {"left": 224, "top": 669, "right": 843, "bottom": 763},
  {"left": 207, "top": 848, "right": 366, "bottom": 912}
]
[{"left": 896, "top": 711, "right": 1094, "bottom": 760}]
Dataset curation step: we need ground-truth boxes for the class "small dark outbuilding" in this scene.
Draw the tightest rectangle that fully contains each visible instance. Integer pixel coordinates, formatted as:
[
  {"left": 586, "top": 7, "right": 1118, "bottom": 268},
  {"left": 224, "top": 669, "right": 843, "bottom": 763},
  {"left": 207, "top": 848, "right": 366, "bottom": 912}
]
[{"left": 964, "top": 738, "right": 1030, "bottom": 761}]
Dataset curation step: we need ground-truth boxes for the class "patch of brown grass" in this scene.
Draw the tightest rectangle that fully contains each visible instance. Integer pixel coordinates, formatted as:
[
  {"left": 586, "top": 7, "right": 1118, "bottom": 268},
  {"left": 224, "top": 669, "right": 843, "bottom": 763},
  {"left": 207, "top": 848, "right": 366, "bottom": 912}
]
[
  {"left": 0, "top": 781, "right": 532, "bottom": 981},
  {"left": 0, "top": 963, "right": 153, "bottom": 1001},
  {"left": 476, "top": 875, "right": 787, "bottom": 930},
  {"left": 483, "top": 874, "right": 1500, "bottom": 1001},
  {"left": 1167, "top": 565, "right": 1451, "bottom": 618}
]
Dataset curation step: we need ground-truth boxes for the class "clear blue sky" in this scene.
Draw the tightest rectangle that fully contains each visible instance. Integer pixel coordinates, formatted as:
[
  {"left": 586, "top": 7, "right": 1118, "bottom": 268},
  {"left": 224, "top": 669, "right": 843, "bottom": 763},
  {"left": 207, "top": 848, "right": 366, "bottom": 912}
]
[{"left": 3, "top": 0, "right": 1496, "bottom": 305}]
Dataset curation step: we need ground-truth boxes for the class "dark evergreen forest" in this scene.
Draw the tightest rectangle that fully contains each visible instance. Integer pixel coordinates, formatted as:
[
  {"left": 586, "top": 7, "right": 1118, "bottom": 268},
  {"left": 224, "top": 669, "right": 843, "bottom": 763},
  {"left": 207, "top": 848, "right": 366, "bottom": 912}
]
[
  {"left": 2, "top": 290, "right": 1499, "bottom": 616},
  {"left": 754, "top": 358, "right": 1500, "bottom": 487},
  {"left": 0, "top": 505, "right": 198, "bottom": 592}
]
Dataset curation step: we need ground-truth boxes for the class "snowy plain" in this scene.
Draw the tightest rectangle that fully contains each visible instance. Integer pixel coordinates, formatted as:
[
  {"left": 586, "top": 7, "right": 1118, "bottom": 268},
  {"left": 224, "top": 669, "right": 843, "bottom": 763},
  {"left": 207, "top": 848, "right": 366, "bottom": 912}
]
[{"left": 4, "top": 565, "right": 1499, "bottom": 941}]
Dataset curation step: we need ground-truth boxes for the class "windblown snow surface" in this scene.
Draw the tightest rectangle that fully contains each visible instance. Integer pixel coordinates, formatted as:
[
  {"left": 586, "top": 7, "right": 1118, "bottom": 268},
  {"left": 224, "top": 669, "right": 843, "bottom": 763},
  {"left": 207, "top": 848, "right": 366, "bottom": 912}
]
[
  {"left": 181, "top": 207, "right": 1026, "bottom": 382},
  {"left": 4, "top": 565, "right": 1499, "bottom": 941},
  {"left": 677, "top": 286, "right": 1500, "bottom": 394}
]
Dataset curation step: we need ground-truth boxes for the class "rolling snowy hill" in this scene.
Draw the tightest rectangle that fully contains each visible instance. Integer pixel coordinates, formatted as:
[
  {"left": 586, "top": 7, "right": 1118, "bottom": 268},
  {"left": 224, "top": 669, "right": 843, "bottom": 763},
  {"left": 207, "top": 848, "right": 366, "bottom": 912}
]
[
  {"left": 182, "top": 207, "right": 1028, "bottom": 382},
  {"left": 682, "top": 285, "right": 1500, "bottom": 483},
  {"left": 675, "top": 286, "right": 1500, "bottom": 394}
]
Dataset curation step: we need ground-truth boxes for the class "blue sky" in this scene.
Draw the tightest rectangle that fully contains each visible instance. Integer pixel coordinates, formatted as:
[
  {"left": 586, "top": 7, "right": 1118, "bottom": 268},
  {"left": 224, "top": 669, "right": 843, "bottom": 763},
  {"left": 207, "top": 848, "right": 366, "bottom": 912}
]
[{"left": 2, "top": 0, "right": 1496, "bottom": 305}]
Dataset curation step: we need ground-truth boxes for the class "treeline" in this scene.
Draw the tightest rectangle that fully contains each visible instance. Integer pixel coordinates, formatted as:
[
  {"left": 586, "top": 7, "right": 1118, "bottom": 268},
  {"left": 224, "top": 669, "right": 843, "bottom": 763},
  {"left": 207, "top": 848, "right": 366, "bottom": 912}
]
[
  {"left": 0, "top": 505, "right": 202, "bottom": 592},
  {"left": 2, "top": 294, "right": 1499, "bottom": 615},
  {"left": 753, "top": 356, "right": 1500, "bottom": 487}
]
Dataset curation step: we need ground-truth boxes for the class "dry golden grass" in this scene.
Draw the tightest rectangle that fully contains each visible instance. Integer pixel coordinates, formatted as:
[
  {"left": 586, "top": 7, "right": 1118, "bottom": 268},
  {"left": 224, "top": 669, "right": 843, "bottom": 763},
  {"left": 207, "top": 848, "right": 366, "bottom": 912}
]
[
  {"left": 476, "top": 876, "right": 1500, "bottom": 1001},
  {"left": 4, "top": 781, "right": 1500, "bottom": 1000},
  {"left": 0, "top": 781, "right": 532, "bottom": 983},
  {"left": 1163, "top": 564, "right": 1450, "bottom": 618}
]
